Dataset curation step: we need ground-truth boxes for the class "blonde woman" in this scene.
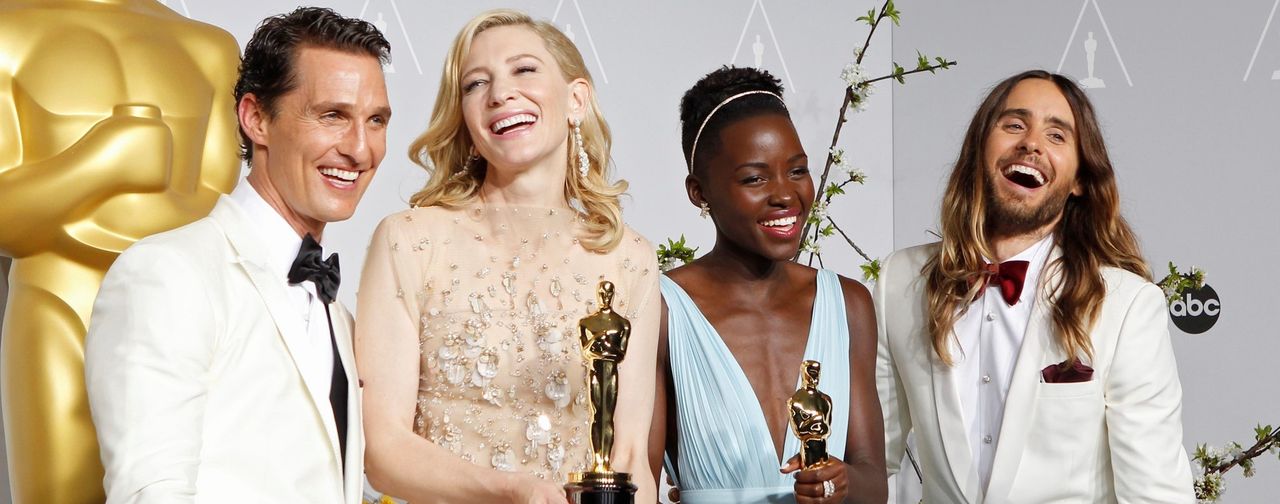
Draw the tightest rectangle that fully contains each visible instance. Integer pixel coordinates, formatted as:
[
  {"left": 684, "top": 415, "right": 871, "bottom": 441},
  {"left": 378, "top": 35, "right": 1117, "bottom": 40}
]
[{"left": 356, "top": 9, "right": 659, "bottom": 504}]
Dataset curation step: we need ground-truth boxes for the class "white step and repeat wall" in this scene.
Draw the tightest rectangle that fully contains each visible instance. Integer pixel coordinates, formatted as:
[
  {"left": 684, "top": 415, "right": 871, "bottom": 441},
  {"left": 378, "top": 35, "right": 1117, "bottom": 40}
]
[{"left": 2, "top": 0, "right": 1277, "bottom": 501}]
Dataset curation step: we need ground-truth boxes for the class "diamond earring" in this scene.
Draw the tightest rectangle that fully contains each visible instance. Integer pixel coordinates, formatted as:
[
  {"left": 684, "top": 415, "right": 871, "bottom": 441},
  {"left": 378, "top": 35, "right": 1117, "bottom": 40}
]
[{"left": 699, "top": 202, "right": 711, "bottom": 218}]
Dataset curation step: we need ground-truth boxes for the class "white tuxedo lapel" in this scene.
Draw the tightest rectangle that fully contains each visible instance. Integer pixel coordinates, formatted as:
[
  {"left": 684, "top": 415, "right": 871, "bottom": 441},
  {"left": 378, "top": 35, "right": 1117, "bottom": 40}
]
[
  {"left": 207, "top": 199, "right": 343, "bottom": 466},
  {"left": 931, "top": 332, "right": 981, "bottom": 503},
  {"left": 985, "top": 247, "right": 1060, "bottom": 500}
]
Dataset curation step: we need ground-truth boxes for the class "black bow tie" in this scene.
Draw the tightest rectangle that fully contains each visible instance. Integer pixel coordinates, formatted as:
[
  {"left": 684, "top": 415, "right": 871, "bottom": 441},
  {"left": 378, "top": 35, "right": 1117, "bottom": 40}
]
[{"left": 287, "top": 234, "right": 340, "bottom": 303}]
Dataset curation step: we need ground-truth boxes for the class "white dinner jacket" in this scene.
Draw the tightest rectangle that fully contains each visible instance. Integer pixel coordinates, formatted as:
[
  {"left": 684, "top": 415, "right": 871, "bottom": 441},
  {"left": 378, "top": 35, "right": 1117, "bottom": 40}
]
[
  {"left": 874, "top": 243, "right": 1194, "bottom": 503},
  {"left": 86, "top": 196, "right": 363, "bottom": 504}
]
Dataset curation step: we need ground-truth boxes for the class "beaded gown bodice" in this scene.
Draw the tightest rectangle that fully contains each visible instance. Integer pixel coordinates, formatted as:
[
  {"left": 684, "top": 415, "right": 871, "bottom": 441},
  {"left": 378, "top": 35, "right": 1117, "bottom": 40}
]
[{"left": 360, "top": 204, "right": 659, "bottom": 482}]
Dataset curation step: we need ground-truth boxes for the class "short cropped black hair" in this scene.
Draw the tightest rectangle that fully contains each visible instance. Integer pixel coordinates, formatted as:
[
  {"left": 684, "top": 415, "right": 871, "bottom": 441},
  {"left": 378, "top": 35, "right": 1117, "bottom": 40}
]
[
  {"left": 679, "top": 66, "right": 789, "bottom": 174},
  {"left": 234, "top": 7, "right": 391, "bottom": 163}
]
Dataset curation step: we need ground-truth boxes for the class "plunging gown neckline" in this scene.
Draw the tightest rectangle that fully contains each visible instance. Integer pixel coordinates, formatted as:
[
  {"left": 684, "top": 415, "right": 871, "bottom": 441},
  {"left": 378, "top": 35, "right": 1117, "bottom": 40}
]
[
  {"left": 660, "top": 269, "right": 850, "bottom": 503},
  {"left": 663, "top": 276, "right": 822, "bottom": 467}
]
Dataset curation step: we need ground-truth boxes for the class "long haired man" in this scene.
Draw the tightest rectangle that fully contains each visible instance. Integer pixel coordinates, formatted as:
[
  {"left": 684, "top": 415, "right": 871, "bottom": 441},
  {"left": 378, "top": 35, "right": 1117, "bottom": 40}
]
[{"left": 875, "top": 70, "right": 1194, "bottom": 503}]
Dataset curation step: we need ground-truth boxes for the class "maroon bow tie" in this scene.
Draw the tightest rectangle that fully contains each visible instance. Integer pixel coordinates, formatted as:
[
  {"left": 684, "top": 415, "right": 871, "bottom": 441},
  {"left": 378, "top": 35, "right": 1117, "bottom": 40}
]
[{"left": 979, "top": 260, "right": 1030, "bottom": 305}]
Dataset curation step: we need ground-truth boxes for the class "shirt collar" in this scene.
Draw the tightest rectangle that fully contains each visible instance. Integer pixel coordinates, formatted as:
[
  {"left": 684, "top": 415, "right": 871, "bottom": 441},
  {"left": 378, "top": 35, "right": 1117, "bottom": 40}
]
[
  {"left": 228, "top": 179, "right": 310, "bottom": 279},
  {"left": 1001, "top": 234, "right": 1055, "bottom": 305}
]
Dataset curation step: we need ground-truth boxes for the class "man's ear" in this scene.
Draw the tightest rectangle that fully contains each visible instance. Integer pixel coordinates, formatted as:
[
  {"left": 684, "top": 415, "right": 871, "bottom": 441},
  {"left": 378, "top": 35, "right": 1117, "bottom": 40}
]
[
  {"left": 237, "top": 93, "right": 270, "bottom": 151},
  {"left": 567, "top": 78, "right": 590, "bottom": 121}
]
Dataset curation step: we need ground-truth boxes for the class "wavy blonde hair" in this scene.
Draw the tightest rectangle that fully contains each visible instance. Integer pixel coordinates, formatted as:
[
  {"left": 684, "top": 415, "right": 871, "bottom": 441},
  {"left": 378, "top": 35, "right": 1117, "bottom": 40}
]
[
  {"left": 923, "top": 70, "right": 1149, "bottom": 366},
  {"left": 407, "top": 9, "right": 626, "bottom": 252}
]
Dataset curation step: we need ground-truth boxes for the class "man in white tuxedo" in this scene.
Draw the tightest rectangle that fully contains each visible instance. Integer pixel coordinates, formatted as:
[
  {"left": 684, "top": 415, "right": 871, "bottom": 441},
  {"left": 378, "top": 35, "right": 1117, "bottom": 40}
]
[
  {"left": 84, "top": 7, "right": 391, "bottom": 503},
  {"left": 875, "top": 70, "right": 1194, "bottom": 503}
]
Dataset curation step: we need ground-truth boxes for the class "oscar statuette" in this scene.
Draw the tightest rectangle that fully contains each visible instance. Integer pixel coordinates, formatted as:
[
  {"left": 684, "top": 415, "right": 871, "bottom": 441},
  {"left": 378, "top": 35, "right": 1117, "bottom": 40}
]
[
  {"left": 0, "top": 2, "right": 240, "bottom": 501},
  {"left": 565, "top": 280, "right": 637, "bottom": 504},
  {"left": 787, "top": 360, "right": 833, "bottom": 468}
]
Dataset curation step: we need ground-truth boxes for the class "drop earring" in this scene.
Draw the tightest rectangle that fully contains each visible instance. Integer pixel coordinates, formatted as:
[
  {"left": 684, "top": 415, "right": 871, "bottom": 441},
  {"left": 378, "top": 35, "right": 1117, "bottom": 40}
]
[
  {"left": 699, "top": 202, "right": 711, "bottom": 218},
  {"left": 456, "top": 148, "right": 480, "bottom": 179},
  {"left": 573, "top": 117, "right": 589, "bottom": 180}
]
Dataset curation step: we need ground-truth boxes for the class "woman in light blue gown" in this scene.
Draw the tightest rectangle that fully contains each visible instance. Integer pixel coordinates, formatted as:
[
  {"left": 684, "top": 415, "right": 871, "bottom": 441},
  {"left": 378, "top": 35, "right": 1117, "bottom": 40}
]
[{"left": 647, "top": 67, "right": 886, "bottom": 504}]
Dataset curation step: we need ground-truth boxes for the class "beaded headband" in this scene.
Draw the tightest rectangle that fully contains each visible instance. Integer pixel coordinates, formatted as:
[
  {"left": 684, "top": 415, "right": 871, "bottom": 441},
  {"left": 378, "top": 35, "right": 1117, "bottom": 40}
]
[{"left": 687, "top": 90, "right": 785, "bottom": 172}]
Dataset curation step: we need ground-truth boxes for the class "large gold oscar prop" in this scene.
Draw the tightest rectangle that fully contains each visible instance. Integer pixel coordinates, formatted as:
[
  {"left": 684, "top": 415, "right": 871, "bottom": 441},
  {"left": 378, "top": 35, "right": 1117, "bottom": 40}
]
[
  {"left": 0, "top": 1, "right": 240, "bottom": 501},
  {"left": 566, "top": 281, "right": 637, "bottom": 504},
  {"left": 787, "top": 360, "right": 833, "bottom": 468}
]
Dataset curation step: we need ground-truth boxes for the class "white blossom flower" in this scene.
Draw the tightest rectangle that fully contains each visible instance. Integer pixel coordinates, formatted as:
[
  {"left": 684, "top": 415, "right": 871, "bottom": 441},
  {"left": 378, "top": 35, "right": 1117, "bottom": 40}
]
[
  {"left": 828, "top": 147, "right": 867, "bottom": 184},
  {"left": 840, "top": 63, "right": 868, "bottom": 88},
  {"left": 800, "top": 238, "right": 821, "bottom": 255},
  {"left": 830, "top": 147, "right": 847, "bottom": 167},
  {"left": 809, "top": 200, "right": 829, "bottom": 222},
  {"left": 1226, "top": 443, "right": 1244, "bottom": 460},
  {"left": 852, "top": 82, "right": 875, "bottom": 112},
  {"left": 845, "top": 166, "right": 868, "bottom": 184}
]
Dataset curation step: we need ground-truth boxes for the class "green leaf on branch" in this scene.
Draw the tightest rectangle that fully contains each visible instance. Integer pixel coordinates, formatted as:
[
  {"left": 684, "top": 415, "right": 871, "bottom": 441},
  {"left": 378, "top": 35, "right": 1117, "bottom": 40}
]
[
  {"left": 825, "top": 184, "right": 846, "bottom": 198},
  {"left": 935, "top": 56, "right": 953, "bottom": 69},
  {"left": 892, "top": 62, "right": 906, "bottom": 83},
  {"left": 861, "top": 259, "right": 882, "bottom": 282},
  {"left": 916, "top": 51, "right": 935, "bottom": 73},
  {"left": 882, "top": 0, "right": 901, "bottom": 26},
  {"left": 656, "top": 235, "right": 698, "bottom": 272},
  {"left": 856, "top": 8, "right": 876, "bottom": 25},
  {"left": 1157, "top": 261, "right": 1206, "bottom": 305},
  {"left": 819, "top": 224, "right": 835, "bottom": 237}
]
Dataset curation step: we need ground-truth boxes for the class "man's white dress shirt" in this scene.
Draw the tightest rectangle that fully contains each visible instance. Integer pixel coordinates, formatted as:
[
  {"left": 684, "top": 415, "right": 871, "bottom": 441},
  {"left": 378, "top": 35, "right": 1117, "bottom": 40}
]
[{"left": 951, "top": 235, "right": 1053, "bottom": 491}]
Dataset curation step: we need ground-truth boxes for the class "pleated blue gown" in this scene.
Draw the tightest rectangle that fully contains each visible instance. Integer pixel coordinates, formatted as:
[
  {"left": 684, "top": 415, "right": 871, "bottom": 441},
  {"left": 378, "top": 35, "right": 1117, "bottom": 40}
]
[{"left": 660, "top": 270, "right": 850, "bottom": 504}]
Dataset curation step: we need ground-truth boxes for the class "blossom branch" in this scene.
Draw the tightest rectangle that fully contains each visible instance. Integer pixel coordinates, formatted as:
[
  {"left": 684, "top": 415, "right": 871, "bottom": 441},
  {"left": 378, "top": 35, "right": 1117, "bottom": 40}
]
[
  {"left": 1193, "top": 423, "right": 1280, "bottom": 501},
  {"left": 827, "top": 217, "right": 872, "bottom": 263},
  {"left": 864, "top": 61, "right": 958, "bottom": 86},
  {"left": 795, "top": 86, "right": 858, "bottom": 261},
  {"left": 1203, "top": 428, "right": 1280, "bottom": 476},
  {"left": 855, "top": 0, "right": 894, "bottom": 65}
]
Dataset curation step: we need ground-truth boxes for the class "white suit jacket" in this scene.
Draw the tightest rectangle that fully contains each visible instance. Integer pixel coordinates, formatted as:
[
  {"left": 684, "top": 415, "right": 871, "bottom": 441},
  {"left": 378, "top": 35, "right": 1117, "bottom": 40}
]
[
  {"left": 874, "top": 243, "right": 1193, "bottom": 503},
  {"left": 85, "top": 196, "right": 364, "bottom": 504}
]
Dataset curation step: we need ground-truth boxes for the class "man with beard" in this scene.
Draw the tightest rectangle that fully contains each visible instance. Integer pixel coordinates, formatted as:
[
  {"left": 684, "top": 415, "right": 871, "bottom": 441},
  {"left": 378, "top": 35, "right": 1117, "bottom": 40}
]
[{"left": 874, "top": 71, "right": 1194, "bottom": 503}]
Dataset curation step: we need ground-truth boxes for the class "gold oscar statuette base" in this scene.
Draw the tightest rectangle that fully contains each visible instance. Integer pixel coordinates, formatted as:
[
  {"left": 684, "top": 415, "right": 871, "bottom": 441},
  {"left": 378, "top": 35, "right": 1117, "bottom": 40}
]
[{"left": 566, "top": 471, "right": 636, "bottom": 504}]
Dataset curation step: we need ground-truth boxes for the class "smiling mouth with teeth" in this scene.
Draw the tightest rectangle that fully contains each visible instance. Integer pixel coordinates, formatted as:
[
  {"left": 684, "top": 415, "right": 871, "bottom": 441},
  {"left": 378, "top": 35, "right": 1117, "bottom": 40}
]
[
  {"left": 320, "top": 167, "right": 359, "bottom": 183},
  {"left": 490, "top": 113, "right": 537, "bottom": 134},
  {"left": 1002, "top": 164, "right": 1047, "bottom": 189},
  {"left": 761, "top": 215, "right": 797, "bottom": 227}
]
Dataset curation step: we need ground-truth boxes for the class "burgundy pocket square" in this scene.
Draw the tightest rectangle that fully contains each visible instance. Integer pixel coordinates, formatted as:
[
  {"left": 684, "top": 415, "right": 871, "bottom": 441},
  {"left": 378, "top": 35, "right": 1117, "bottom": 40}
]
[{"left": 1041, "top": 360, "right": 1094, "bottom": 383}]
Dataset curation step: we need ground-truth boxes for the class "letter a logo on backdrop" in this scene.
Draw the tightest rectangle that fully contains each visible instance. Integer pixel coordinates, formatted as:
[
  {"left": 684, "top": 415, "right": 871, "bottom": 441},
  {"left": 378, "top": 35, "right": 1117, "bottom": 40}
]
[
  {"left": 1243, "top": 0, "right": 1280, "bottom": 81},
  {"left": 358, "top": 0, "right": 423, "bottom": 75},
  {"left": 1056, "top": 0, "right": 1133, "bottom": 88},
  {"left": 730, "top": 0, "right": 796, "bottom": 92},
  {"left": 1169, "top": 284, "right": 1222, "bottom": 335},
  {"left": 551, "top": 0, "right": 609, "bottom": 84}
]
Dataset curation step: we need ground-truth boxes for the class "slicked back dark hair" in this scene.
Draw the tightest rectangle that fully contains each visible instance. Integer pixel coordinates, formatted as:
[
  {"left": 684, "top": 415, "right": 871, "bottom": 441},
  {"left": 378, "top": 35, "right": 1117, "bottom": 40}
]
[
  {"left": 679, "top": 66, "right": 789, "bottom": 175},
  {"left": 234, "top": 6, "right": 390, "bottom": 164}
]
